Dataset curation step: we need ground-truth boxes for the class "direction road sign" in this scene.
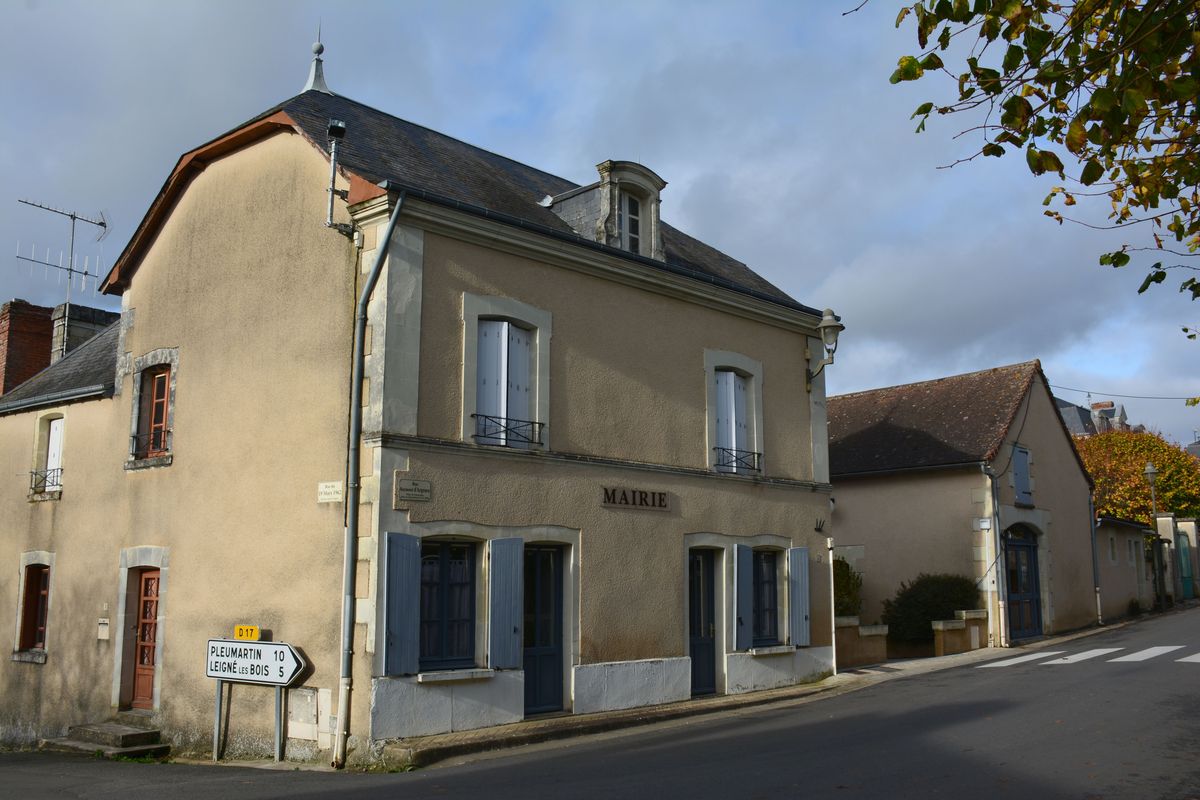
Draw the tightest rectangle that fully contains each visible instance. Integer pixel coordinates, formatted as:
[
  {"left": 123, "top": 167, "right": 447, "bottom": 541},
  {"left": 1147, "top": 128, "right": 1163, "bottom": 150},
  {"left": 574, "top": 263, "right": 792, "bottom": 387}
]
[{"left": 206, "top": 639, "right": 305, "bottom": 686}]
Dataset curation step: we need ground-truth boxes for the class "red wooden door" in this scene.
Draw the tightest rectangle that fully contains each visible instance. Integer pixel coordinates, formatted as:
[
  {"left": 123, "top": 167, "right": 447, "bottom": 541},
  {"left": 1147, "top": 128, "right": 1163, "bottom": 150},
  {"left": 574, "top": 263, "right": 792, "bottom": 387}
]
[{"left": 132, "top": 569, "right": 160, "bottom": 709}]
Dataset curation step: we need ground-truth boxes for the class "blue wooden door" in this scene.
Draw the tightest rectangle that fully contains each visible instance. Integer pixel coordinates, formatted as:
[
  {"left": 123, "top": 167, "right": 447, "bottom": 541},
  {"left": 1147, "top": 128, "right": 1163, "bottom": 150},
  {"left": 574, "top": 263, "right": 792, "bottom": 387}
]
[
  {"left": 1006, "top": 530, "right": 1042, "bottom": 640},
  {"left": 523, "top": 545, "right": 563, "bottom": 714},
  {"left": 689, "top": 549, "right": 717, "bottom": 696}
]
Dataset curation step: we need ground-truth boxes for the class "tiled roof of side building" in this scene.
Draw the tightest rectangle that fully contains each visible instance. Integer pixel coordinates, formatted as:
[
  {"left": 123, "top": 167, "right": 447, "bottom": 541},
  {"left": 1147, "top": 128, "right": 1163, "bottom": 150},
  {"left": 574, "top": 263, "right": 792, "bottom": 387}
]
[
  {"left": 827, "top": 362, "right": 1042, "bottom": 478},
  {"left": 271, "top": 91, "right": 808, "bottom": 311},
  {"left": 0, "top": 322, "right": 119, "bottom": 415}
]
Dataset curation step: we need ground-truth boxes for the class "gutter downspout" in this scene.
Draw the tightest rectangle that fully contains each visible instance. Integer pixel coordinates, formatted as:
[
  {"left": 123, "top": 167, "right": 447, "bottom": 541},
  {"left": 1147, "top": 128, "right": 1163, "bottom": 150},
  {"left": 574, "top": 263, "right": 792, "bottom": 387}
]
[
  {"left": 333, "top": 188, "right": 406, "bottom": 769},
  {"left": 984, "top": 464, "right": 1009, "bottom": 648},
  {"left": 1089, "top": 496, "right": 1103, "bottom": 625}
]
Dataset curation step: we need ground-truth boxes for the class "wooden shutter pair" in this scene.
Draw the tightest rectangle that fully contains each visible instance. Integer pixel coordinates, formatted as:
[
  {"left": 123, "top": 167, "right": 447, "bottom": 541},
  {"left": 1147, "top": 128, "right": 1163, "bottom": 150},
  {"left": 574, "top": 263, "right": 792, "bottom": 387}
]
[
  {"left": 733, "top": 545, "right": 810, "bottom": 651},
  {"left": 384, "top": 533, "right": 523, "bottom": 675}
]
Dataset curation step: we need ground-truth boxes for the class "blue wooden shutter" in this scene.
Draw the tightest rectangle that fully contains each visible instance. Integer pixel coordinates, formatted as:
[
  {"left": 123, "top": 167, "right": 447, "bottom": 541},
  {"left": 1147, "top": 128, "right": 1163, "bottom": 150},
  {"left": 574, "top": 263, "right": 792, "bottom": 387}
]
[
  {"left": 477, "top": 321, "right": 507, "bottom": 444},
  {"left": 1013, "top": 446, "right": 1033, "bottom": 505},
  {"left": 385, "top": 532, "right": 421, "bottom": 675},
  {"left": 733, "top": 374, "right": 748, "bottom": 465},
  {"left": 735, "top": 544, "right": 752, "bottom": 651},
  {"left": 488, "top": 537, "right": 523, "bottom": 669},
  {"left": 788, "top": 547, "right": 810, "bottom": 647}
]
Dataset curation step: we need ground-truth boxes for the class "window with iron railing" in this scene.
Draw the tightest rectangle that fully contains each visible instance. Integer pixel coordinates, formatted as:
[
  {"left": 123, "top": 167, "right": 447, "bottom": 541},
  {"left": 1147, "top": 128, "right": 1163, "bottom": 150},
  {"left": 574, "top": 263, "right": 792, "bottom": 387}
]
[
  {"left": 474, "top": 320, "right": 543, "bottom": 449},
  {"left": 713, "top": 447, "right": 762, "bottom": 473},
  {"left": 29, "top": 468, "right": 63, "bottom": 495},
  {"left": 472, "top": 414, "right": 544, "bottom": 448}
]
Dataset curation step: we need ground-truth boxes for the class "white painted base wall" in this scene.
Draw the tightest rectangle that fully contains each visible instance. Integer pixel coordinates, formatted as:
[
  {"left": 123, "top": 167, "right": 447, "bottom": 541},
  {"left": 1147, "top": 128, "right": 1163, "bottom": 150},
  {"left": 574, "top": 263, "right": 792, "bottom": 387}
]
[
  {"left": 370, "top": 671, "right": 523, "bottom": 739},
  {"left": 725, "top": 646, "right": 833, "bottom": 695},
  {"left": 572, "top": 657, "right": 691, "bottom": 714}
]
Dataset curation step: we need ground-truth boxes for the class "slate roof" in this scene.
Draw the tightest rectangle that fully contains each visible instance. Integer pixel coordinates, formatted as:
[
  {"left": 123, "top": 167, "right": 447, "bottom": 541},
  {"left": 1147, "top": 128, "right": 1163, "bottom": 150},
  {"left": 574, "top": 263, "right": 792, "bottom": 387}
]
[
  {"left": 1055, "top": 397, "right": 1098, "bottom": 437},
  {"left": 256, "top": 91, "right": 807, "bottom": 311},
  {"left": 827, "top": 362, "right": 1042, "bottom": 478},
  {"left": 0, "top": 322, "right": 119, "bottom": 415}
]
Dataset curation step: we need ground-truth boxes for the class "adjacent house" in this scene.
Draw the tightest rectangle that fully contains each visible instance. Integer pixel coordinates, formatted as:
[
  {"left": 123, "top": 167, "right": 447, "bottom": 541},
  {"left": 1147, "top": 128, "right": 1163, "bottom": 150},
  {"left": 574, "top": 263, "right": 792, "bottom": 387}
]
[
  {"left": 828, "top": 361, "right": 1097, "bottom": 646},
  {"left": 1, "top": 49, "right": 842, "bottom": 763}
]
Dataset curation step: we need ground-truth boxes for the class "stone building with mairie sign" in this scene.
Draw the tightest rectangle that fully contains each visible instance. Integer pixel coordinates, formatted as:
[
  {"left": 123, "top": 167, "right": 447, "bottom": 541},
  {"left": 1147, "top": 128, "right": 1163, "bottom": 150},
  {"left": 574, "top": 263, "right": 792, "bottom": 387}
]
[{"left": 0, "top": 47, "right": 843, "bottom": 764}]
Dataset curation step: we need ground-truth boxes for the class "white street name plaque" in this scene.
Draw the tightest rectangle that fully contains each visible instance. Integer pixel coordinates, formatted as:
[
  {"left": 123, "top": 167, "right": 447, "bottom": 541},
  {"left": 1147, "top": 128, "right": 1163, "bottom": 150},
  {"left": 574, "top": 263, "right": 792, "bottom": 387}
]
[{"left": 206, "top": 639, "right": 305, "bottom": 687}]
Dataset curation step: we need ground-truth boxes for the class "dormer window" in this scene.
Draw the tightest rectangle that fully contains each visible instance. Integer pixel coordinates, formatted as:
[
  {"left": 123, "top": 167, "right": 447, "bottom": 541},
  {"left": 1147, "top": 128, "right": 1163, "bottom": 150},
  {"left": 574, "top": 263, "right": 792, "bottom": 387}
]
[
  {"left": 618, "top": 192, "right": 642, "bottom": 255},
  {"left": 542, "top": 160, "right": 666, "bottom": 261}
]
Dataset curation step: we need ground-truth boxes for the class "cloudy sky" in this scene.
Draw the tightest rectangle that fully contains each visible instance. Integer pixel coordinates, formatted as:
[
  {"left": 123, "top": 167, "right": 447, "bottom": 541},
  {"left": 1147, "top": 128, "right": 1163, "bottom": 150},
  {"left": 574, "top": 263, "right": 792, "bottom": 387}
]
[{"left": 5, "top": 0, "right": 1198, "bottom": 444}]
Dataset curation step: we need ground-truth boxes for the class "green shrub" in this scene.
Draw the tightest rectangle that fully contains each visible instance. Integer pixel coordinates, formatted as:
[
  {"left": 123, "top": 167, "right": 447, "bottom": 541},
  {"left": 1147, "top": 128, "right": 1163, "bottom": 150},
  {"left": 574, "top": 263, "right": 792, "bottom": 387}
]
[
  {"left": 833, "top": 557, "right": 863, "bottom": 617},
  {"left": 882, "top": 573, "right": 980, "bottom": 643}
]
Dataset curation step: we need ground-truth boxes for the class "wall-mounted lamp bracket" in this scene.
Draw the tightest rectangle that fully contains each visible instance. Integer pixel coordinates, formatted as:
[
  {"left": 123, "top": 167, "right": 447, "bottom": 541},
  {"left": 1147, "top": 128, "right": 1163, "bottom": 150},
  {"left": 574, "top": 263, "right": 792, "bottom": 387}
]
[{"left": 805, "top": 308, "right": 844, "bottom": 392}]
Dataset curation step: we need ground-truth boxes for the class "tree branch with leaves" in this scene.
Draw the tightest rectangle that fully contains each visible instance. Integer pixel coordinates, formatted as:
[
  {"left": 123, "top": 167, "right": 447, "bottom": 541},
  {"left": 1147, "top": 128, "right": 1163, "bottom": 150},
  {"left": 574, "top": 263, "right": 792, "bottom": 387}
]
[{"left": 881, "top": 0, "right": 1199, "bottom": 319}]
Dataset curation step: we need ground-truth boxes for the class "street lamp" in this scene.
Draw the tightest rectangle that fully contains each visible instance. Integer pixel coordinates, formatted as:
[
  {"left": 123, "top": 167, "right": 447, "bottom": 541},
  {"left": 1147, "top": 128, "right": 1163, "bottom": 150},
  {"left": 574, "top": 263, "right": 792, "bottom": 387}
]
[
  {"left": 805, "top": 308, "right": 845, "bottom": 392},
  {"left": 1144, "top": 461, "right": 1158, "bottom": 516}
]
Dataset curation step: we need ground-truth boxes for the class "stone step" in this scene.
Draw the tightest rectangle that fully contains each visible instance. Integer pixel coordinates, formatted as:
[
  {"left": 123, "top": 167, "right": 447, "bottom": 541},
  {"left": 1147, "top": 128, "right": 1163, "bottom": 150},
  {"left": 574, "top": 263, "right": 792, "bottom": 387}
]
[
  {"left": 65, "top": 722, "right": 161, "bottom": 748},
  {"left": 39, "top": 737, "right": 170, "bottom": 760},
  {"left": 112, "top": 710, "right": 157, "bottom": 730}
]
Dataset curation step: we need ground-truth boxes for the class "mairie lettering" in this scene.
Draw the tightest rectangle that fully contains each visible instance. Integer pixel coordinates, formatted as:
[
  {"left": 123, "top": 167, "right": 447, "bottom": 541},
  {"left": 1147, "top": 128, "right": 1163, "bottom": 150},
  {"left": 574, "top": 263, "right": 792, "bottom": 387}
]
[{"left": 602, "top": 487, "right": 669, "bottom": 510}]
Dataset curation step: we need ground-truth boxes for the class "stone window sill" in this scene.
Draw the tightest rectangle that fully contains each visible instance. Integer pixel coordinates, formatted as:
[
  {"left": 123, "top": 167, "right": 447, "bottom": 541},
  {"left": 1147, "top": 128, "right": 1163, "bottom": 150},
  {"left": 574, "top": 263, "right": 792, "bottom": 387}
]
[
  {"left": 416, "top": 668, "right": 495, "bottom": 684},
  {"left": 28, "top": 490, "right": 62, "bottom": 503},
  {"left": 749, "top": 644, "right": 794, "bottom": 657},
  {"left": 125, "top": 454, "right": 173, "bottom": 471},
  {"left": 12, "top": 649, "right": 47, "bottom": 664}
]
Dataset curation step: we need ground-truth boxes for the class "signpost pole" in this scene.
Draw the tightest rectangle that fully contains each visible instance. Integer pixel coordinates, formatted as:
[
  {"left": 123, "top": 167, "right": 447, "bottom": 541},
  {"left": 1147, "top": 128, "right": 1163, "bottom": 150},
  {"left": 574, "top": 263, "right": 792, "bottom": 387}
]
[
  {"left": 274, "top": 686, "right": 283, "bottom": 763},
  {"left": 213, "top": 679, "right": 222, "bottom": 762}
]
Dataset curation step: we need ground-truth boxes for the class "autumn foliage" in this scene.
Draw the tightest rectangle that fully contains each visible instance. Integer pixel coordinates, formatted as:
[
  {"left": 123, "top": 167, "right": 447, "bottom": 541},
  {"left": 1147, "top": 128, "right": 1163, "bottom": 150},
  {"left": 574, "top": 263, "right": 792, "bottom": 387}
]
[{"left": 1074, "top": 430, "right": 1200, "bottom": 524}]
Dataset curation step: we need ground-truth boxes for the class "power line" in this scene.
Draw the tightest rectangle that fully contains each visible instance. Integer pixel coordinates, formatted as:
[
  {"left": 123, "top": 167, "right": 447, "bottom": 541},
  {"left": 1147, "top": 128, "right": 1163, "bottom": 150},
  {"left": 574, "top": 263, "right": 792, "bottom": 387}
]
[{"left": 1049, "top": 384, "right": 1198, "bottom": 401}]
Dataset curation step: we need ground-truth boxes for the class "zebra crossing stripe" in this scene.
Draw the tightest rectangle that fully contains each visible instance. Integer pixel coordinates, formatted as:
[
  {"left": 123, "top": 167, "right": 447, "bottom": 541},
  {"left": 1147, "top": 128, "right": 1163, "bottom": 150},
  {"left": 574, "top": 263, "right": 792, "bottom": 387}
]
[
  {"left": 1108, "top": 646, "right": 1185, "bottom": 662},
  {"left": 1177, "top": 653, "right": 1200, "bottom": 663},
  {"left": 1041, "top": 648, "right": 1124, "bottom": 664},
  {"left": 977, "top": 651, "right": 1065, "bottom": 668}
]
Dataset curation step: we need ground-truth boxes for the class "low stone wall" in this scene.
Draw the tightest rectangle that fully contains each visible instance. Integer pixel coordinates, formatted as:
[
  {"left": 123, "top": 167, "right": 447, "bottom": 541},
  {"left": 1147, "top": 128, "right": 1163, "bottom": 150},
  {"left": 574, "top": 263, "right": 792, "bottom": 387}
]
[
  {"left": 834, "top": 616, "right": 889, "bottom": 669},
  {"left": 932, "top": 610, "right": 988, "bottom": 656}
]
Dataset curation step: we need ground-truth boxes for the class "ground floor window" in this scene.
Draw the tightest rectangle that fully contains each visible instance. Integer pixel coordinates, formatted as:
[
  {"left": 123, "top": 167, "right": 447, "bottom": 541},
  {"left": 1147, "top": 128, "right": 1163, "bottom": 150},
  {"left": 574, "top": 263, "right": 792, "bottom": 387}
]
[
  {"left": 19, "top": 564, "right": 50, "bottom": 651},
  {"left": 419, "top": 541, "right": 476, "bottom": 670},
  {"left": 752, "top": 550, "right": 779, "bottom": 646}
]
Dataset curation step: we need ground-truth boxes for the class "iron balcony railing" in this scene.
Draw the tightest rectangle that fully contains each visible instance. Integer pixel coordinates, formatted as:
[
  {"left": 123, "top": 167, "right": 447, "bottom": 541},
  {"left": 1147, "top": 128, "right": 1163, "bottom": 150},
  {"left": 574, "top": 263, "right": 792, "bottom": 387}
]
[
  {"left": 29, "top": 468, "right": 62, "bottom": 494},
  {"left": 471, "top": 414, "right": 544, "bottom": 448},
  {"left": 714, "top": 447, "right": 762, "bottom": 473},
  {"left": 132, "top": 429, "right": 172, "bottom": 460}
]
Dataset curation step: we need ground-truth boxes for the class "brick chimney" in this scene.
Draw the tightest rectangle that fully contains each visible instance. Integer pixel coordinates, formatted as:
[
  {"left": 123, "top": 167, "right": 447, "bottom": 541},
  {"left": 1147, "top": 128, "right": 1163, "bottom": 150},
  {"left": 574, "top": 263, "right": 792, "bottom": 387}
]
[{"left": 0, "top": 300, "right": 53, "bottom": 394}]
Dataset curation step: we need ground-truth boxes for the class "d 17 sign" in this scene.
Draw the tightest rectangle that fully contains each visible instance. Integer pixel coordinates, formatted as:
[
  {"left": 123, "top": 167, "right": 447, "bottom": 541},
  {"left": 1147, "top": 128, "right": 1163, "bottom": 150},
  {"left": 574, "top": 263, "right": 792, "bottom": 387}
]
[{"left": 206, "top": 639, "right": 305, "bottom": 687}]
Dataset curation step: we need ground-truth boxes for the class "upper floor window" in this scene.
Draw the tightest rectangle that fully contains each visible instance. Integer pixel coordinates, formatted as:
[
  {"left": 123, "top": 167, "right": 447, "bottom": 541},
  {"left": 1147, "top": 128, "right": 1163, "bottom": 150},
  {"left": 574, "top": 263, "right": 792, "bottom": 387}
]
[
  {"left": 618, "top": 192, "right": 641, "bottom": 255},
  {"left": 18, "top": 563, "right": 50, "bottom": 652},
  {"left": 30, "top": 415, "right": 64, "bottom": 495},
  {"left": 462, "top": 294, "right": 552, "bottom": 451},
  {"left": 705, "top": 351, "right": 764, "bottom": 475},
  {"left": 135, "top": 365, "right": 171, "bottom": 459},
  {"left": 475, "top": 320, "right": 540, "bottom": 447}
]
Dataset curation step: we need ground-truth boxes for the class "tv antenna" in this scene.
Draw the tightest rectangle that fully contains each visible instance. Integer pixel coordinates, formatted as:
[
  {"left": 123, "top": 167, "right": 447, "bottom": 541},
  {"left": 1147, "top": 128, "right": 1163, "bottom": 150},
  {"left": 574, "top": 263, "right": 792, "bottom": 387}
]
[{"left": 15, "top": 198, "right": 110, "bottom": 360}]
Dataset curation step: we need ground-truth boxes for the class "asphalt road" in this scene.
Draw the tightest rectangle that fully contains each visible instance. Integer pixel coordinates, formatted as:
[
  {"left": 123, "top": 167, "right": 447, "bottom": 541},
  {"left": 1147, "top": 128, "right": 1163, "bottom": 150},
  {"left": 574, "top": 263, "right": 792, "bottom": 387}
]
[{"left": 4, "top": 610, "right": 1199, "bottom": 800}]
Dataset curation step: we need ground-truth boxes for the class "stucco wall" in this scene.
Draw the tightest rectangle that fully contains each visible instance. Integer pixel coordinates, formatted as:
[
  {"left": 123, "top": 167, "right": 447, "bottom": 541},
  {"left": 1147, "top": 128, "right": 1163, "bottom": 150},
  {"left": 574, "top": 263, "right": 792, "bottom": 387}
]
[
  {"left": 1095, "top": 521, "right": 1146, "bottom": 620},
  {"left": 413, "top": 231, "right": 815, "bottom": 481},
  {"left": 831, "top": 468, "right": 985, "bottom": 625},
  {"left": 0, "top": 130, "right": 358, "bottom": 754}
]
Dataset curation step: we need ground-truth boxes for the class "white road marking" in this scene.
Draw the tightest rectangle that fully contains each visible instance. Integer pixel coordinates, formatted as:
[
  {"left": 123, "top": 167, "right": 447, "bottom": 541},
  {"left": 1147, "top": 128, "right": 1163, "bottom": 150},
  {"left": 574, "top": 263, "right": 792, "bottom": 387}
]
[
  {"left": 1176, "top": 652, "right": 1200, "bottom": 663},
  {"left": 1041, "top": 648, "right": 1124, "bottom": 664},
  {"left": 977, "top": 651, "right": 1065, "bottom": 668},
  {"left": 1108, "top": 646, "right": 1185, "bottom": 662}
]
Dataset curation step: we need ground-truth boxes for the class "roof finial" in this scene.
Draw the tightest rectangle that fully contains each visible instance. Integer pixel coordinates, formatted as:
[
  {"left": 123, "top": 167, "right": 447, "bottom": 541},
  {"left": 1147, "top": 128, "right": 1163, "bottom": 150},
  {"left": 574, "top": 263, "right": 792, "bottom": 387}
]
[{"left": 303, "top": 26, "right": 334, "bottom": 95}]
